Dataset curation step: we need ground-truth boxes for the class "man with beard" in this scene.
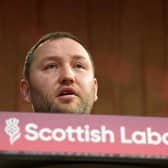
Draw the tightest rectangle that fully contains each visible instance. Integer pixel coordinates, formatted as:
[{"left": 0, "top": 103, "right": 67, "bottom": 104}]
[{"left": 20, "top": 32, "right": 98, "bottom": 114}]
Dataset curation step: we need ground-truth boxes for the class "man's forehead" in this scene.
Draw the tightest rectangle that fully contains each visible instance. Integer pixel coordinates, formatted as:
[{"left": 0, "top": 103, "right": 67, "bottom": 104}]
[
  {"left": 34, "top": 38, "right": 91, "bottom": 61},
  {"left": 36, "top": 38, "right": 87, "bottom": 53}
]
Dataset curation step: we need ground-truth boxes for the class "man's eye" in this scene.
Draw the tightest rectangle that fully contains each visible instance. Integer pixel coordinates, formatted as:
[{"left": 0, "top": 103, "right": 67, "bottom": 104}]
[
  {"left": 45, "top": 64, "right": 58, "bottom": 70},
  {"left": 75, "top": 63, "right": 84, "bottom": 69}
]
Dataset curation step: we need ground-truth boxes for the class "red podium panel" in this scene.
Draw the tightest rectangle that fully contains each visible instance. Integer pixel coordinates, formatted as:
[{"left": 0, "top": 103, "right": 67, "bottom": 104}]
[{"left": 0, "top": 112, "right": 168, "bottom": 167}]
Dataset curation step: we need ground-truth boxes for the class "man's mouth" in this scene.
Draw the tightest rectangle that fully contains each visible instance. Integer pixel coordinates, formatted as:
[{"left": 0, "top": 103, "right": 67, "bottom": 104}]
[{"left": 57, "top": 88, "right": 78, "bottom": 100}]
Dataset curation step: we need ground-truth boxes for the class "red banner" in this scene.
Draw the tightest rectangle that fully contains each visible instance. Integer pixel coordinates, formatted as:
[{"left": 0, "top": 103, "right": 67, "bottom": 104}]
[{"left": 0, "top": 112, "right": 168, "bottom": 158}]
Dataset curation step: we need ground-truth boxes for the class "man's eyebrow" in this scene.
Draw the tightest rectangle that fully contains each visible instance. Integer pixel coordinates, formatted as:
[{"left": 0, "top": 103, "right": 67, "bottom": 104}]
[
  {"left": 39, "top": 55, "right": 89, "bottom": 65},
  {"left": 40, "top": 56, "right": 61, "bottom": 62},
  {"left": 71, "top": 55, "right": 89, "bottom": 61}
]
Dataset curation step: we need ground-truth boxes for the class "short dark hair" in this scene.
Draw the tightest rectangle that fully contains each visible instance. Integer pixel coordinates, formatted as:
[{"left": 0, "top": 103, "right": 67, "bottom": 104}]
[{"left": 23, "top": 32, "right": 94, "bottom": 81}]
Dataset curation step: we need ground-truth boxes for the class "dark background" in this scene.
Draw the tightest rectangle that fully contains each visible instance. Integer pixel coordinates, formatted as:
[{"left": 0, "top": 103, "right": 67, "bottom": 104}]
[{"left": 1, "top": 0, "right": 168, "bottom": 116}]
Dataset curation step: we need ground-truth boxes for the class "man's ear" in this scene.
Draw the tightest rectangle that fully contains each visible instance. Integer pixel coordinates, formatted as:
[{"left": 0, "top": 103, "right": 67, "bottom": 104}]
[
  {"left": 93, "top": 78, "right": 98, "bottom": 102},
  {"left": 20, "top": 79, "right": 31, "bottom": 103}
]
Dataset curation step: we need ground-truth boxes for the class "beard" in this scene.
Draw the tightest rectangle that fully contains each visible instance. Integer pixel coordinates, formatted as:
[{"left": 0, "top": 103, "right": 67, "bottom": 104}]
[{"left": 29, "top": 86, "right": 95, "bottom": 114}]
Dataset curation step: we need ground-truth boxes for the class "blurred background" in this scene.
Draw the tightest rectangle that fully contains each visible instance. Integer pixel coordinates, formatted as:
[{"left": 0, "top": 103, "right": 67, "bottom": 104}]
[{"left": 0, "top": 0, "right": 168, "bottom": 116}]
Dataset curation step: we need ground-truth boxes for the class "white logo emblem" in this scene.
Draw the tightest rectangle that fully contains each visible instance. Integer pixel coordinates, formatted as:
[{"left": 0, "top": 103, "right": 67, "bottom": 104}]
[{"left": 5, "top": 118, "right": 21, "bottom": 144}]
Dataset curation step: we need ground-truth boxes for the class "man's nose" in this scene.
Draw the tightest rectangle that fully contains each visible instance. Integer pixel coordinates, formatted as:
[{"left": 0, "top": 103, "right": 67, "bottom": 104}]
[{"left": 59, "top": 65, "right": 75, "bottom": 85}]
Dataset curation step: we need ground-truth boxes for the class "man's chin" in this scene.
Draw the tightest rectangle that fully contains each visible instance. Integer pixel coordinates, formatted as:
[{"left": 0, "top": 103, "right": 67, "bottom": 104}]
[
  {"left": 51, "top": 102, "right": 81, "bottom": 113},
  {"left": 51, "top": 100, "right": 81, "bottom": 113}
]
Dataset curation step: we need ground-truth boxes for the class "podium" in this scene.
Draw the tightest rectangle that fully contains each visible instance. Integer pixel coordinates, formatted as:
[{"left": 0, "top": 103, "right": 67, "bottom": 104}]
[{"left": 0, "top": 112, "right": 168, "bottom": 167}]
